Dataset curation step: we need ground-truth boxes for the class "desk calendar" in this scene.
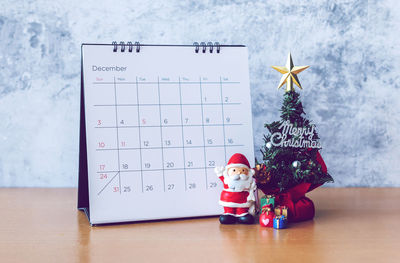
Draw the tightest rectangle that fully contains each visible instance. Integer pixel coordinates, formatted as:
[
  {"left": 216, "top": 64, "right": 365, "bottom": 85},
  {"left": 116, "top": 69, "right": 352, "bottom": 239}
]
[{"left": 78, "top": 42, "right": 255, "bottom": 225}]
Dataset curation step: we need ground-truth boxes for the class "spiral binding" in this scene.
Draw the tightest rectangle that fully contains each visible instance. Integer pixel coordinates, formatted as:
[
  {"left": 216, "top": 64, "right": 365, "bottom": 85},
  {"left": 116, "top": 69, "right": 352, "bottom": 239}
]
[
  {"left": 193, "top": 42, "right": 220, "bottom": 53},
  {"left": 127, "top": 41, "right": 133, "bottom": 52},
  {"left": 112, "top": 41, "right": 221, "bottom": 53},
  {"left": 112, "top": 41, "right": 140, "bottom": 52},
  {"left": 135, "top": 42, "right": 140, "bottom": 52}
]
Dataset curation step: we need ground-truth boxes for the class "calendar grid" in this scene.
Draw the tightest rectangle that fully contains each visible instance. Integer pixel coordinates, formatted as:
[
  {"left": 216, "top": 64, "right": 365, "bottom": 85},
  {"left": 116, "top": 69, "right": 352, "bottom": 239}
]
[
  {"left": 93, "top": 76, "right": 246, "bottom": 195},
  {"left": 219, "top": 77, "right": 227, "bottom": 164},
  {"left": 135, "top": 76, "right": 144, "bottom": 193},
  {"left": 94, "top": 103, "right": 241, "bottom": 107},
  {"left": 95, "top": 144, "right": 244, "bottom": 151},
  {"left": 97, "top": 167, "right": 221, "bottom": 174},
  {"left": 157, "top": 77, "right": 166, "bottom": 192},
  {"left": 95, "top": 123, "right": 243, "bottom": 129},
  {"left": 113, "top": 77, "right": 122, "bottom": 194},
  {"left": 199, "top": 77, "right": 208, "bottom": 189},
  {"left": 178, "top": 77, "right": 188, "bottom": 190},
  {"left": 97, "top": 171, "right": 120, "bottom": 195}
]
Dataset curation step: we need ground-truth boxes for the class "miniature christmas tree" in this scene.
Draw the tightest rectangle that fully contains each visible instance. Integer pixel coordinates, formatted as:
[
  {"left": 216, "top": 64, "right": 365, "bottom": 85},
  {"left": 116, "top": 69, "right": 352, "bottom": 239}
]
[{"left": 255, "top": 53, "right": 333, "bottom": 194}]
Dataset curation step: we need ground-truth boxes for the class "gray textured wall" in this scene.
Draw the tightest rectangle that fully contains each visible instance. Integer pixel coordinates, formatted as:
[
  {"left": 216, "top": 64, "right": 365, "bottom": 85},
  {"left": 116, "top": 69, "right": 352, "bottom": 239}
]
[{"left": 0, "top": 0, "right": 399, "bottom": 187}]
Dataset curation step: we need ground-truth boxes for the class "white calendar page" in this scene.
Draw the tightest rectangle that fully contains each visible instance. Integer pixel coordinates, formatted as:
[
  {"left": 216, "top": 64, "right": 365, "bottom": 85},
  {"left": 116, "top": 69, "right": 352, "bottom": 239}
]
[{"left": 82, "top": 44, "right": 254, "bottom": 224}]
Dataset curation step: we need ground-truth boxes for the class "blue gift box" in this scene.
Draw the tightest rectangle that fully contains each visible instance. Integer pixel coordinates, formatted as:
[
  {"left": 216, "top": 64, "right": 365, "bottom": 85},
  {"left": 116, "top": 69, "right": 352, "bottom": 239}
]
[{"left": 273, "top": 215, "right": 287, "bottom": 229}]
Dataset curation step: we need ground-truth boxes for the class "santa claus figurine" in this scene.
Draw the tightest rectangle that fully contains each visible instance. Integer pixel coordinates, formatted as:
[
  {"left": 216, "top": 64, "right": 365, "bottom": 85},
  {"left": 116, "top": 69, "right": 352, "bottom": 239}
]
[{"left": 214, "top": 153, "right": 257, "bottom": 224}]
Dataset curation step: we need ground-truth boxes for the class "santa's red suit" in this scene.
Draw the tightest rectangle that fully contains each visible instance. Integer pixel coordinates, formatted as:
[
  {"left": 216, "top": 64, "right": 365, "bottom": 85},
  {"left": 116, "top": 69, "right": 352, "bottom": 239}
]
[{"left": 215, "top": 153, "right": 256, "bottom": 217}]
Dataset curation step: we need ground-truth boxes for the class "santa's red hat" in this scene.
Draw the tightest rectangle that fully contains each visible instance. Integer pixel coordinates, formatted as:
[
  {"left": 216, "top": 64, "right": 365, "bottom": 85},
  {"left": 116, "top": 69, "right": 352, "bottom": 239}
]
[{"left": 225, "top": 153, "right": 254, "bottom": 175}]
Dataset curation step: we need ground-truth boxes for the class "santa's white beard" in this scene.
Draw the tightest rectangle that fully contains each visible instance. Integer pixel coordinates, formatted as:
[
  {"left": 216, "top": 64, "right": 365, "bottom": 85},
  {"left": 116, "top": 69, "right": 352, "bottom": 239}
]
[{"left": 225, "top": 174, "right": 252, "bottom": 192}]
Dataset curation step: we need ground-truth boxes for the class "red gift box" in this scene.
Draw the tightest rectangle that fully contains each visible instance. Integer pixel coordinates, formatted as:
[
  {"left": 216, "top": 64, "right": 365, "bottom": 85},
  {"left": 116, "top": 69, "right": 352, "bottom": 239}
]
[{"left": 259, "top": 205, "right": 275, "bottom": 227}]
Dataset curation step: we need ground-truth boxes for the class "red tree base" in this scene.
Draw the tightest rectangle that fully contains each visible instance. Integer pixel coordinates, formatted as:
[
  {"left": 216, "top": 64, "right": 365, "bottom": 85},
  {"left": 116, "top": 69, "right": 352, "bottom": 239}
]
[
  {"left": 273, "top": 182, "right": 317, "bottom": 222},
  {"left": 260, "top": 151, "right": 328, "bottom": 222}
]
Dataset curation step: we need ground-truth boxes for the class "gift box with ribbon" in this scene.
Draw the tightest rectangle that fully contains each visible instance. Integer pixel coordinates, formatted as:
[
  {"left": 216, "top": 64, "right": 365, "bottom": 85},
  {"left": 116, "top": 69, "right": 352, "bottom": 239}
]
[
  {"left": 273, "top": 215, "right": 287, "bottom": 229},
  {"left": 259, "top": 205, "right": 275, "bottom": 227},
  {"left": 260, "top": 194, "right": 275, "bottom": 210},
  {"left": 274, "top": 205, "right": 288, "bottom": 218}
]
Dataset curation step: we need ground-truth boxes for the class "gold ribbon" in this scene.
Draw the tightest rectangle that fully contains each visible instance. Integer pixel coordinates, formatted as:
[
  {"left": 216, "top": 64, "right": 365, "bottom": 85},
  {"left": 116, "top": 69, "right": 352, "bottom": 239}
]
[{"left": 261, "top": 206, "right": 272, "bottom": 214}]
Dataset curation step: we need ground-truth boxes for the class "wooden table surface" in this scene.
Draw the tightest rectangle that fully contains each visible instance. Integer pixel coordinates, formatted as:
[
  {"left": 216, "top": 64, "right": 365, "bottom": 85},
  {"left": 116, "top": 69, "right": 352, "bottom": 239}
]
[{"left": 0, "top": 188, "right": 399, "bottom": 263}]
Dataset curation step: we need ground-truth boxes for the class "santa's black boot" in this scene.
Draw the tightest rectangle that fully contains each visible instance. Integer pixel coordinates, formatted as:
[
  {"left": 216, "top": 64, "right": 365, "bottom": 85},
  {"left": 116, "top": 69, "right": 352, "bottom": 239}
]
[
  {"left": 237, "top": 214, "right": 254, "bottom": 224},
  {"left": 219, "top": 214, "right": 236, "bottom": 224}
]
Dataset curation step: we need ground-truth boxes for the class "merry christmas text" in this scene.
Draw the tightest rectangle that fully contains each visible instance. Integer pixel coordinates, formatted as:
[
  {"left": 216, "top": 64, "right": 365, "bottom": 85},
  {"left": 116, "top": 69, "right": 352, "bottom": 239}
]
[{"left": 270, "top": 120, "right": 321, "bottom": 149}]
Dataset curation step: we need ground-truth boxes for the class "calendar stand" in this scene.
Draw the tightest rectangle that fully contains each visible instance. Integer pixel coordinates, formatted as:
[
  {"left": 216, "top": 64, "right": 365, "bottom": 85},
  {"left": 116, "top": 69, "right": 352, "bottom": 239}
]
[
  {"left": 78, "top": 42, "right": 255, "bottom": 225},
  {"left": 78, "top": 52, "right": 90, "bottom": 221}
]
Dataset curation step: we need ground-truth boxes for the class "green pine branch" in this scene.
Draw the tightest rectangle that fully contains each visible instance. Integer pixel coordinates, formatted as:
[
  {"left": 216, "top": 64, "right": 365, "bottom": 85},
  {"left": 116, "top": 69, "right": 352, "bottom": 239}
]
[{"left": 255, "top": 90, "right": 333, "bottom": 193}]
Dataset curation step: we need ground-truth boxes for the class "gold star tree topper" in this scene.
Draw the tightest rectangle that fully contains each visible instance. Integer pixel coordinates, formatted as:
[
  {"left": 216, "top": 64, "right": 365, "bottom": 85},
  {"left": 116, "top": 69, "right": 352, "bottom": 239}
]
[{"left": 271, "top": 53, "right": 309, "bottom": 92}]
